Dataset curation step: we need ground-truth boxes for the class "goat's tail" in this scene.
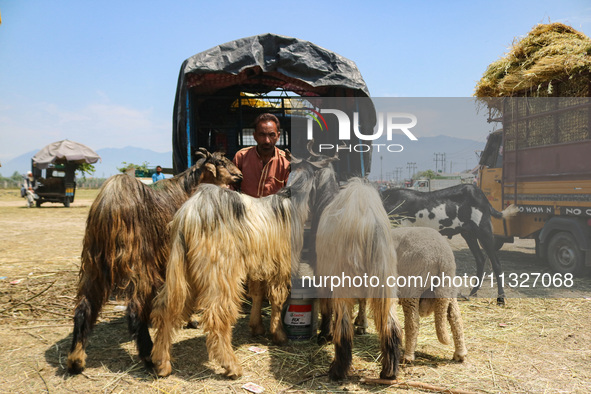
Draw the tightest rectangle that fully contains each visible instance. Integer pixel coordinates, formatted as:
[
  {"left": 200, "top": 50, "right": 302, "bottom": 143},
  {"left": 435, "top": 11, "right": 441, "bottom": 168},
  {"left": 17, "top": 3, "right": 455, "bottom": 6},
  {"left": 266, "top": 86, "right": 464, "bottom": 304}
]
[
  {"left": 150, "top": 215, "right": 192, "bottom": 376},
  {"left": 490, "top": 203, "right": 519, "bottom": 219}
]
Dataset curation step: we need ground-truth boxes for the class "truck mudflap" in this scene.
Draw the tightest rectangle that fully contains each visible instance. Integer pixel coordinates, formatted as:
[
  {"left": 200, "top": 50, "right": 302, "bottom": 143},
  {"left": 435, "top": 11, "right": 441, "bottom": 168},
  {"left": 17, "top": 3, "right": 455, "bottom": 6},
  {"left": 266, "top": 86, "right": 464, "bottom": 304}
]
[{"left": 539, "top": 216, "right": 591, "bottom": 267}]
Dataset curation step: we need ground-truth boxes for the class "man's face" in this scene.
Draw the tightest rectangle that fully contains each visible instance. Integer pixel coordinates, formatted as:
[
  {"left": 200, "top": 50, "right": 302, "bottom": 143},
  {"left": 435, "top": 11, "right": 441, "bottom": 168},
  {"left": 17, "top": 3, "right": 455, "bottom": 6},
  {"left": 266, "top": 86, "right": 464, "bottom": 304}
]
[
  {"left": 254, "top": 120, "right": 279, "bottom": 155},
  {"left": 156, "top": 166, "right": 162, "bottom": 174}
]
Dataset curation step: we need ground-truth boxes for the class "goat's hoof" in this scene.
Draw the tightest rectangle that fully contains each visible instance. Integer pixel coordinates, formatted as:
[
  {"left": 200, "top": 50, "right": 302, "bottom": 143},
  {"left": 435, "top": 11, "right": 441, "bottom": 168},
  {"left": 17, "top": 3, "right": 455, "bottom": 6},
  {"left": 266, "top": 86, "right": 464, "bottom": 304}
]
[
  {"left": 453, "top": 350, "right": 467, "bottom": 362},
  {"left": 380, "top": 369, "right": 397, "bottom": 380},
  {"left": 272, "top": 331, "right": 288, "bottom": 345},
  {"left": 496, "top": 296, "right": 506, "bottom": 306},
  {"left": 317, "top": 333, "right": 333, "bottom": 345},
  {"left": 184, "top": 319, "right": 200, "bottom": 329},
  {"left": 250, "top": 324, "right": 265, "bottom": 337},
  {"left": 66, "top": 358, "right": 86, "bottom": 375},
  {"left": 224, "top": 365, "right": 243, "bottom": 380},
  {"left": 402, "top": 355, "right": 415, "bottom": 364},
  {"left": 328, "top": 364, "right": 347, "bottom": 381},
  {"left": 141, "top": 356, "right": 154, "bottom": 369},
  {"left": 354, "top": 326, "right": 367, "bottom": 335},
  {"left": 153, "top": 360, "right": 172, "bottom": 377}
]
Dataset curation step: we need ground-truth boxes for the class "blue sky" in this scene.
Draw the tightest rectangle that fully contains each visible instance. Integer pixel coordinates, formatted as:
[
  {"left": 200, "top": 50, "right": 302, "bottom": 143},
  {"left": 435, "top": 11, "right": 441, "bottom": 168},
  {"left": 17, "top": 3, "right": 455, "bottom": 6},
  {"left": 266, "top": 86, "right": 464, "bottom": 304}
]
[{"left": 1, "top": 1, "right": 591, "bottom": 165}]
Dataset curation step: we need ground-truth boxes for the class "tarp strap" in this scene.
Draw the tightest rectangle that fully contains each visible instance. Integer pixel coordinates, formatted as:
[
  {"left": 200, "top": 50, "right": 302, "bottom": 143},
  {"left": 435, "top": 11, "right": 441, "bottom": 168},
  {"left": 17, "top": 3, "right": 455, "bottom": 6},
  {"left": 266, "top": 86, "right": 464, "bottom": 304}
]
[
  {"left": 186, "top": 90, "right": 192, "bottom": 167},
  {"left": 356, "top": 100, "right": 365, "bottom": 176}
]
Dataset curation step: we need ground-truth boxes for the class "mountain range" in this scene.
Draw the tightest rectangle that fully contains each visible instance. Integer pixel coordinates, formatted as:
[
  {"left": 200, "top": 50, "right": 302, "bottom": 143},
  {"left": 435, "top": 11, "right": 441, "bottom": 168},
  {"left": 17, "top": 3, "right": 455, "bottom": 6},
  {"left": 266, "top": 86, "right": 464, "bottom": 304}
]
[{"left": 0, "top": 135, "right": 485, "bottom": 180}]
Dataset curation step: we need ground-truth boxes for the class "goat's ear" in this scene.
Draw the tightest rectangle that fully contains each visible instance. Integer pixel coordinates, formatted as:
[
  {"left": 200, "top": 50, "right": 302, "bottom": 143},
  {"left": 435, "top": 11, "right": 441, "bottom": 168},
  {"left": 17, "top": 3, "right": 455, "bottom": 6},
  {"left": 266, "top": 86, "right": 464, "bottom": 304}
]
[{"left": 204, "top": 162, "right": 217, "bottom": 178}]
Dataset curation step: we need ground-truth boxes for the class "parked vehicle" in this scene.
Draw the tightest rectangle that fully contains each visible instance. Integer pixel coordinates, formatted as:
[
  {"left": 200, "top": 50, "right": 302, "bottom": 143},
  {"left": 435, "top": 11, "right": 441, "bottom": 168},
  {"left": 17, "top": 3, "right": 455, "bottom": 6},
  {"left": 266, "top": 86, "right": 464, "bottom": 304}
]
[
  {"left": 478, "top": 98, "right": 591, "bottom": 275},
  {"left": 171, "top": 33, "right": 376, "bottom": 180},
  {"left": 31, "top": 140, "right": 100, "bottom": 207},
  {"left": 412, "top": 176, "right": 463, "bottom": 192}
]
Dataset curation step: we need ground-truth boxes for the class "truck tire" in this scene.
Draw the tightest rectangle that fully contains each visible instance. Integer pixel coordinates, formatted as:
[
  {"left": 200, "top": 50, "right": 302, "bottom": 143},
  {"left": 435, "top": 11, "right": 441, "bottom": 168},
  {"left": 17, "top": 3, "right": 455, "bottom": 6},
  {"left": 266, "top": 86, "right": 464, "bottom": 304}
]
[
  {"left": 63, "top": 198, "right": 70, "bottom": 208},
  {"left": 547, "top": 231, "right": 585, "bottom": 275}
]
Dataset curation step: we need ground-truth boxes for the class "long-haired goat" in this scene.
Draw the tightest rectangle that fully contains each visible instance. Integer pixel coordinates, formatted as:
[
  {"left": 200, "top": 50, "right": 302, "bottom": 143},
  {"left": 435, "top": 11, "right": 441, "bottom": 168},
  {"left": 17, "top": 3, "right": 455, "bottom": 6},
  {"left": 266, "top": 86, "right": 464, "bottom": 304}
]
[
  {"left": 392, "top": 227, "right": 467, "bottom": 363},
  {"left": 66, "top": 150, "right": 242, "bottom": 374},
  {"left": 316, "top": 178, "right": 402, "bottom": 381},
  {"left": 150, "top": 149, "right": 340, "bottom": 379}
]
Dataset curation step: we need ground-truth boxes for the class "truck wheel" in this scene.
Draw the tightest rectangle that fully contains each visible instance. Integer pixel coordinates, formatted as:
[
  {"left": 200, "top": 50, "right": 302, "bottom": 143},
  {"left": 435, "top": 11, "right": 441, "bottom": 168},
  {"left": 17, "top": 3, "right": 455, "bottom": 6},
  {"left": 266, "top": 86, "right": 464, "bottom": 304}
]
[
  {"left": 36, "top": 200, "right": 42, "bottom": 208},
  {"left": 547, "top": 231, "right": 584, "bottom": 275},
  {"left": 64, "top": 198, "right": 70, "bottom": 208}
]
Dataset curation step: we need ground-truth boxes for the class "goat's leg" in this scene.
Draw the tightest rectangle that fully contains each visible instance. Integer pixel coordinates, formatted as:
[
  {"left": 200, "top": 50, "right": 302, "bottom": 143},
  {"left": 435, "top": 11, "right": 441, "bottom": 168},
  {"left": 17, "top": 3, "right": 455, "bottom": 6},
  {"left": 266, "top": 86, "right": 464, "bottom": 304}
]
[
  {"left": 461, "top": 232, "right": 487, "bottom": 297},
  {"left": 248, "top": 279, "right": 266, "bottom": 337},
  {"left": 328, "top": 298, "right": 354, "bottom": 381},
  {"left": 480, "top": 235, "right": 506, "bottom": 306},
  {"left": 198, "top": 270, "right": 245, "bottom": 379},
  {"left": 67, "top": 279, "right": 107, "bottom": 374},
  {"left": 267, "top": 282, "right": 288, "bottom": 345},
  {"left": 201, "top": 299, "right": 243, "bottom": 379},
  {"left": 371, "top": 297, "right": 401, "bottom": 379},
  {"left": 126, "top": 298, "right": 153, "bottom": 367},
  {"left": 447, "top": 298, "right": 467, "bottom": 361},
  {"left": 354, "top": 298, "right": 368, "bottom": 335},
  {"left": 318, "top": 298, "right": 333, "bottom": 345},
  {"left": 401, "top": 298, "right": 419, "bottom": 364}
]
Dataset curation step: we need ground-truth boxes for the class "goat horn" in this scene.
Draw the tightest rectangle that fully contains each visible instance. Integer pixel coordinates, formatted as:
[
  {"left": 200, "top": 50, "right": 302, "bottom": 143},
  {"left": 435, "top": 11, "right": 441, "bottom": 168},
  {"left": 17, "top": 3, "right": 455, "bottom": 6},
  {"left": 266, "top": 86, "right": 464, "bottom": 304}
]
[
  {"left": 284, "top": 149, "right": 302, "bottom": 164},
  {"left": 197, "top": 147, "right": 212, "bottom": 159},
  {"left": 306, "top": 140, "right": 320, "bottom": 157}
]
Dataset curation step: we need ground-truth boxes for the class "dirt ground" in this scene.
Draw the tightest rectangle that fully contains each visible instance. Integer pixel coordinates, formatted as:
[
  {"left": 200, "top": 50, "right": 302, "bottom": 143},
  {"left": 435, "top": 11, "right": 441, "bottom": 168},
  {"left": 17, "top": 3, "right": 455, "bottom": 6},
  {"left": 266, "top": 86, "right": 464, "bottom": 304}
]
[{"left": 1, "top": 188, "right": 590, "bottom": 393}]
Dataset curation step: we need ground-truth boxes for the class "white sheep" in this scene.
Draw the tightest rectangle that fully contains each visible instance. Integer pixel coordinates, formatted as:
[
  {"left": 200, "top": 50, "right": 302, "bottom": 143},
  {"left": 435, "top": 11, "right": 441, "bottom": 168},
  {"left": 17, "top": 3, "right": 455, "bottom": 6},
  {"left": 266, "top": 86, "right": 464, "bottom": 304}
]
[{"left": 392, "top": 226, "right": 467, "bottom": 363}]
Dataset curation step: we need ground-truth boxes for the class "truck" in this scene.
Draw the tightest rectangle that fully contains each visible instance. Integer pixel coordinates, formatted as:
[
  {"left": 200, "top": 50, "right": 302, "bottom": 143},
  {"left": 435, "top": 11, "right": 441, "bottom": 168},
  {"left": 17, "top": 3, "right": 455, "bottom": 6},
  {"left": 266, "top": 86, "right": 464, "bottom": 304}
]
[
  {"left": 170, "top": 33, "right": 375, "bottom": 180},
  {"left": 478, "top": 98, "right": 591, "bottom": 275},
  {"left": 411, "top": 176, "right": 463, "bottom": 192}
]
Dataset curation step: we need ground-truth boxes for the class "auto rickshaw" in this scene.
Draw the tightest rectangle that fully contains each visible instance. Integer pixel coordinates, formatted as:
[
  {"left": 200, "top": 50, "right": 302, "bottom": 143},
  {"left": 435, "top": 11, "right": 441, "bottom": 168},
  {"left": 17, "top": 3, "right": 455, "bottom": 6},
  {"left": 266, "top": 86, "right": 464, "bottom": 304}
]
[{"left": 31, "top": 139, "right": 101, "bottom": 207}]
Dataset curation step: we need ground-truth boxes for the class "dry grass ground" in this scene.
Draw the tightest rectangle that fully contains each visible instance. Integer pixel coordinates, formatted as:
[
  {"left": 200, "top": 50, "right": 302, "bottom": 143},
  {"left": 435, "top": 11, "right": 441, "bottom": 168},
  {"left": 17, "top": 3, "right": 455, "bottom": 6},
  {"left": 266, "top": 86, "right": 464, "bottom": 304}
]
[{"left": 1, "top": 188, "right": 590, "bottom": 393}]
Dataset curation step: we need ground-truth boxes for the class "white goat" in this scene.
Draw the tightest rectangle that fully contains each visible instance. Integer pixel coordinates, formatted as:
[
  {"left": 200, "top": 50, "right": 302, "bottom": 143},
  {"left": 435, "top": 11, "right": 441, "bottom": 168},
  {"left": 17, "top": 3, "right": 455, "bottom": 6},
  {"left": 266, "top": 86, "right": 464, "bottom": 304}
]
[{"left": 316, "top": 178, "right": 402, "bottom": 381}]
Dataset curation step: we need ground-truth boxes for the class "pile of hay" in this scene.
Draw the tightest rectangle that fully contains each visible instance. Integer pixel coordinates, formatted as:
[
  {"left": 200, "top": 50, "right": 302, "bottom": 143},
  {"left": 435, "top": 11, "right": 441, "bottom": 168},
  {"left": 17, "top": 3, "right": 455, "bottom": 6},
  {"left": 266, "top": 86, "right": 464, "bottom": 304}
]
[{"left": 475, "top": 23, "right": 591, "bottom": 97}]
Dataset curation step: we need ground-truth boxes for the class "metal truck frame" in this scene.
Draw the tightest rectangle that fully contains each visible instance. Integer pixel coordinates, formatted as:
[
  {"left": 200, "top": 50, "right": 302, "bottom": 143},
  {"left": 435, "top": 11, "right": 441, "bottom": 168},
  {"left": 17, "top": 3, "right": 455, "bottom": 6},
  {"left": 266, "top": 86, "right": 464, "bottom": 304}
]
[{"left": 478, "top": 97, "right": 591, "bottom": 275}]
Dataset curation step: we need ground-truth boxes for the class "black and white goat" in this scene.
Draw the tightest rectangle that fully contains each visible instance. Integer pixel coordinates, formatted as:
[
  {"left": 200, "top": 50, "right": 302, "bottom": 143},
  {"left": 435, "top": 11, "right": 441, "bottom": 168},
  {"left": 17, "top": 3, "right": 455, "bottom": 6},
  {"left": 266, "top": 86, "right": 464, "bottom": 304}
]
[{"left": 381, "top": 184, "right": 518, "bottom": 305}]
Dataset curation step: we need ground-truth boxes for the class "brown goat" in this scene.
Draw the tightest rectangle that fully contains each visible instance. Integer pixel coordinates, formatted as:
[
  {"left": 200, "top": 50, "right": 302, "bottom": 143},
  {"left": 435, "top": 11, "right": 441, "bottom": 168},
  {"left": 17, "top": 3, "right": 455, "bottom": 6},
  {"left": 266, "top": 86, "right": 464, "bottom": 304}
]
[
  {"left": 66, "top": 150, "right": 242, "bottom": 374},
  {"left": 150, "top": 150, "right": 340, "bottom": 380}
]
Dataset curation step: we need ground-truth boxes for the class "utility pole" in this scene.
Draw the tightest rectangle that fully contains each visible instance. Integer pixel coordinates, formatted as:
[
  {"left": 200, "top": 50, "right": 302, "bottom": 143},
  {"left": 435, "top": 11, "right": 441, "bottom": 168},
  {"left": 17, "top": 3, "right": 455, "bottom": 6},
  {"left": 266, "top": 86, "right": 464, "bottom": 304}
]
[
  {"left": 434, "top": 153, "right": 447, "bottom": 173},
  {"left": 380, "top": 156, "right": 383, "bottom": 183},
  {"left": 394, "top": 167, "right": 403, "bottom": 184},
  {"left": 407, "top": 162, "right": 417, "bottom": 179}
]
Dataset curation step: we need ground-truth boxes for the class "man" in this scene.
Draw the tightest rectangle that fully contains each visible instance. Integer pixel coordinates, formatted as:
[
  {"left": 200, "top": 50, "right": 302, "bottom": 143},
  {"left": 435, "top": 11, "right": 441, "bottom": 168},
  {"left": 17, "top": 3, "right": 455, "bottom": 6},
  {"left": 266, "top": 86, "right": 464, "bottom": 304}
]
[
  {"left": 152, "top": 166, "right": 165, "bottom": 183},
  {"left": 22, "top": 171, "right": 37, "bottom": 208},
  {"left": 233, "top": 113, "right": 290, "bottom": 198}
]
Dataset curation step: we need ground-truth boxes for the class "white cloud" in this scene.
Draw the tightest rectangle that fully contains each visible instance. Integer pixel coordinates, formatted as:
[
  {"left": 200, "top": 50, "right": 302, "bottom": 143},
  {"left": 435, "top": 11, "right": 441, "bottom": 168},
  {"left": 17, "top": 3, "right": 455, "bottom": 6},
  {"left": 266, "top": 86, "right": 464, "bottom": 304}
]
[{"left": 0, "top": 97, "right": 171, "bottom": 162}]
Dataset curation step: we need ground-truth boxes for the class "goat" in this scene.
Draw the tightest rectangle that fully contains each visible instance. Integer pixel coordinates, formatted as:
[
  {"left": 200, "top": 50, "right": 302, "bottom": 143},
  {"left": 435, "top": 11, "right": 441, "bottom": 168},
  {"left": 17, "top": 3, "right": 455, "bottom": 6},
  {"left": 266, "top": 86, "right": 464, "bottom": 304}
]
[
  {"left": 381, "top": 184, "right": 518, "bottom": 305},
  {"left": 316, "top": 178, "right": 402, "bottom": 381},
  {"left": 150, "top": 148, "right": 340, "bottom": 379},
  {"left": 66, "top": 150, "right": 242, "bottom": 374},
  {"left": 392, "top": 227, "right": 467, "bottom": 363}
]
